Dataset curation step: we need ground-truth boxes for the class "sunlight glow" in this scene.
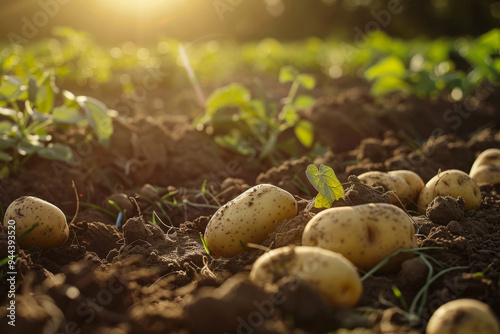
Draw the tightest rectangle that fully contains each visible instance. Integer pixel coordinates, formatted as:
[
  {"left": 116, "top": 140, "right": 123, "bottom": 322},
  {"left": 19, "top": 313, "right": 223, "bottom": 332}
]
[{"left": 90, "top": 0, "right": 197, "bottom": 30}]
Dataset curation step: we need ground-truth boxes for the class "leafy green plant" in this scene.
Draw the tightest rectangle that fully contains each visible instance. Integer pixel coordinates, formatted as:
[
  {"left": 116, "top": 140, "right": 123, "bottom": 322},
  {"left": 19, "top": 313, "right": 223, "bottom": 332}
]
[
  {"left": 305, "top": 164, "right": 344, "bottom": 208},
  {"left": 0, "top": 67, "right": 113, "bottom": 177},
  {"left": 195, "top": 66, "right": 316, "bottom": 164}
]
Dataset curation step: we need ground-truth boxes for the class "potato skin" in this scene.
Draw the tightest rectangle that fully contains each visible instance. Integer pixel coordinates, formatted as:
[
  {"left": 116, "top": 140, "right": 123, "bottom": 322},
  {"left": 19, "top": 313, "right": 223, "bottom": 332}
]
[
  {"left": 417, "top": 169, "right": 481, "bottom": 214},
  {"left": 3, "top": 196, "right": 69, "bottom": 249},
  {"left": 302, "top": 203, "right": 417, "bottom": 271},
  {"left": 470, "top": 148, "right": 500, "bottom": 185},
  {"left": 388, "top": 170, "right": 424, "bottom": 204},
  {"left": 426, "top": 299, "right": 500, "bottom": 334},
  {"left": 204, "top": 184, "right": 297, "bottom": 258},
  {"left": 358, "top": 170, "right": 423, "bottom": 207},
  {"left": 249, "top": 246, "right": 362, "bottom": 308}
]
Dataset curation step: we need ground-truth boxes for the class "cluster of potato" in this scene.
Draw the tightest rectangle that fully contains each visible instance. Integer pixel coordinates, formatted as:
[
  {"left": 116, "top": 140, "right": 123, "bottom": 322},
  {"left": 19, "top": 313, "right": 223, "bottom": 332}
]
[{"left": 203, "top": 148, "right": 500, "bottom": 313}]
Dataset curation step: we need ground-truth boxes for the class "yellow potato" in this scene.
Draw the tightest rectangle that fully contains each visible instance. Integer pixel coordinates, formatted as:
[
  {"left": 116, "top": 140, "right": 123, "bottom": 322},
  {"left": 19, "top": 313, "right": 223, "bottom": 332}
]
[
  {"left": 204, "top": 184, "right": 297, "bottom": 258},
  {"left": 302, "top": 203, "right": 417, "bottom": 271},
  {"left": 3, "top": 196, "right": 69, "bottom": 248},
  {"left": 417, "top": 169, "right": 481, "bottom": 214},
  {"left": 426, "top": 299, "right": 500, "bottom": 334},
  {"left": 388, "top": 170, "right": 424, "bottom": 204},
  {"left": 358, "top": 170, "right": 423, "bottom": 207},
  {"left": 470, "top": 148, "right": 500, "bottom": 185},
  {"left": 249, "top": 246, "right": 362, "bottom": 308}
]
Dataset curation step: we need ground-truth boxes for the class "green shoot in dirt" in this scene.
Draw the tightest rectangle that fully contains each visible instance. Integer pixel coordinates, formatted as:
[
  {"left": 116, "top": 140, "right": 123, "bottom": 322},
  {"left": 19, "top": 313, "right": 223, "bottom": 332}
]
[
  {"left": 362, "top": 246, "right": 468, "bottom": 323},
  {"left": 200, "top": 233, "right": 211, "bottom": 255},
  {"left": 305, "top": 163, "right": 344, "bottom": 208},
  {"left": 195, "top": 66, "right": 316, "bottom": 164}
]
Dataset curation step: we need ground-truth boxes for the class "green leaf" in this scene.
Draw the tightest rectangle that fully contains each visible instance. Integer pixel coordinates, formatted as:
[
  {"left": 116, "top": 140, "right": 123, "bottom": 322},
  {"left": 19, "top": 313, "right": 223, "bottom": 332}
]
[
  {"left": 294, "top": 120, "right": 314, "bottom": 148},
  {"left": 0, "top": 75, "right": 28, "bottom": 102},
  {"left": 18, "top": 137, "right": 42, "bottom": 155},
  {"left": 205, "top": 83, "right": 251, "bottom": 114},
  {"left": 35, "top": 74, "right": 55, "bottom": 114},
  {"left": 52, "top": 106, "right": 85, "bottom": 124},
  {"left": 37, "top": 144, "right": 73, "bottom": 162},
  {"left": 293, "top": 95, "right": 316, "bottom": 109},
  {"left": 76, "top": 96, "right": 113, "bottom": 144},
  {"left": 365, "top": 56, "right": 407, "bottom": 81},
  {"left": 215, "top": 135, "right": 254, "bottom": 156},
  {"left": 297, "top": 74, "right": 316, "bottom": 90},
  {"left": 279, "top": 66, "right": 296, "bottom": 83},
  {"left": 305, "top": 164, "right": 344, "bottom": 208},
  {"left": 371, "top": 76, "right": 411, "bottom": 97}
]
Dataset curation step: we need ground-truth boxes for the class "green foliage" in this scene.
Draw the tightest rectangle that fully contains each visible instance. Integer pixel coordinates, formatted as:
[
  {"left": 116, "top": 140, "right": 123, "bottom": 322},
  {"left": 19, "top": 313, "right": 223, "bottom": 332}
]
[
  {"left": 0, "top": 64, "right": 113, "bottom": 177},
  {"left": 196, "top": 66, "right": 316, "bottom": 163},
  {"left": 305, "top": 164, "right": 344, "bottom": 208}
]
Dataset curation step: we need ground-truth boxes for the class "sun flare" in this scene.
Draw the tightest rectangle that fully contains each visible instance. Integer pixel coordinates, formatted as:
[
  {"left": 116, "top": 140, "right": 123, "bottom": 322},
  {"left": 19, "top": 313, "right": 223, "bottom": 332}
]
[{"left": 91, "top": 0, "right": 196, "bottom": 29}]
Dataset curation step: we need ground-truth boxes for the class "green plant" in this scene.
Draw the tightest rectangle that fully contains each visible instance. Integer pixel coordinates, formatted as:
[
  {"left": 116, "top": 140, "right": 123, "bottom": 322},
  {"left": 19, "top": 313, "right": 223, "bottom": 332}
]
[
  {"left": 0, "top": 67, "right": 113, "bottom": 177},
  {"left": 305, "top": 163, "right": 344, "bottom": 208},
  {"left": 362, "top": 246, "right": 468, "bottom": 324},
  {"left": 195, "top": 66, "right": 316, "bottom": 164}
]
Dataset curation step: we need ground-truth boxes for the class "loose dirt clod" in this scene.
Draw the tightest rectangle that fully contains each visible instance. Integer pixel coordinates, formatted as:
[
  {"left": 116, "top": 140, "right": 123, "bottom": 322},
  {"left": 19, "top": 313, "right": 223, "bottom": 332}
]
[{"left": 426, "top": 196, "right": 465, "bottom": 225}]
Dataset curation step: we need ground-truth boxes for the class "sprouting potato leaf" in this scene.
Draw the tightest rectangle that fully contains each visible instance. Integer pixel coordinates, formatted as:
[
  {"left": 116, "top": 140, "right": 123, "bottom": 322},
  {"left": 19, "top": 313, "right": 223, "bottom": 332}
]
[
  {"left": 294, "top": 119, "right": 314, "bottom": 148},
  {"left": 305, "top": 164, "right": 344, "bottom": 208},
  {"left": 76, "top": 96, "right": 113, "bottom": 145},
  {"left": 279, "top": 66, "right": 297, "bottom": 83},
  {"left": 37, "top": 144, "right": 73, "bottom": 162},
  {"left": 293, "top": 95, "right": 316, "bottom": 109},
  {"left": 297, "top": 74, "right": 316, "bottom": 90},
  {"left": 205, "top": 83, "right": 251, "bottom": 113},
  {"left": 365, "top": 56, "right": 407, "bottom": 81}
]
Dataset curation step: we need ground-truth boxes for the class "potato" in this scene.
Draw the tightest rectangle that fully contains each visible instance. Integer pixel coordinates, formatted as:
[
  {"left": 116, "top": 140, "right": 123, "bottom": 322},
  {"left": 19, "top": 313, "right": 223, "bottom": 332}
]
[
  {"left": 388, "top": 170, "right": 425, "bottom": 204},
  {"left": 470, "top": 148, "right": 500, "bottom": 185},
  {"left": 204, "top": 184, "right": 297, "bottom": 258},
  {"left": 3, "top": 196, "right": 69, "bottom": 248},
  {"left": 426, "top": 299, "right": 500, "bottom": 334},
  {"left": 302, "top": 203, "right": 417, "bottom": 271},
  {"left": 358, "top": 170, "right": 424, "bottom": 207},
  {"left": 416, "top": 169, "right": 481, "bottom": 214},
  {"left": 249, "top": 246, "right": 362, "bottom": 308}
]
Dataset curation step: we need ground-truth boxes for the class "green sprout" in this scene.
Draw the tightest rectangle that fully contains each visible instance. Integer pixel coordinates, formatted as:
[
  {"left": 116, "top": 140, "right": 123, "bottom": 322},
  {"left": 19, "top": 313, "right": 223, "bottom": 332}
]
[{"left": 305, "top": 163, "right": 344, "bottom": 208}]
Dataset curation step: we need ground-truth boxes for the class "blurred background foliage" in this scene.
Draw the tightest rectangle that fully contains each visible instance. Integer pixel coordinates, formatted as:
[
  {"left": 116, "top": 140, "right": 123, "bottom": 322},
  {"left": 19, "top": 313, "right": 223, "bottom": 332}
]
[{"left": 1, "top": 0, "right": 499, "bottom": 45}]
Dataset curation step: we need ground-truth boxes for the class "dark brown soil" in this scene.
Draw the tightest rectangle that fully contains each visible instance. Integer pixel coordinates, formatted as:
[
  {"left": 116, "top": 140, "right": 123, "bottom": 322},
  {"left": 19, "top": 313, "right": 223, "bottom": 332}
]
[{"left": 1, "top": 84, "right": 499, "bottom": 334}]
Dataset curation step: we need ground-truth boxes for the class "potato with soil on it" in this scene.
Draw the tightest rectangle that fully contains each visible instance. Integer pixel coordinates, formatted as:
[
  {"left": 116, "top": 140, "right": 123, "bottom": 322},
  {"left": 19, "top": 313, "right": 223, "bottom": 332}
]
[
  {"left": 204, "top": 184, "right": 297, "bottom": 258},
  {"left": 426, "top": 299, "right": 500, "bottom": 334},
  {"left": 357, "top": 170, "right": 424, "bottom": 207},
  {"left": 249, "top": 246, "right": 362, "bottom": 308},
  {"left": 416, "top": 169, "right": 481, "bottom": 214},
  {"left": 469, "top": 148, "right": 500, "bottom": 185},
  {"left": 2, "top": 196, "right": 69, "bottom": 249},
  {"left": 302, "top": 203, "right": 417, "bottom": 272}
]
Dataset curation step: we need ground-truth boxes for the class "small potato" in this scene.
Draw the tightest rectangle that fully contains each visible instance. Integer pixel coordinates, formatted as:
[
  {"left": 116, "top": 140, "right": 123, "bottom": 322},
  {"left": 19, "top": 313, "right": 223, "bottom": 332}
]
[
  {"left": 470, "top": 148, "right": 500, "bottom": 185},
  {"left": 426, "top": 299, "right": 500, "bottom": 334},
  {"left": 3, "top": 196, "right": 69, "bottom": 248},
  {"left": 417, "top": 169, "right": 481, "bottom": 214},
  {"left": 249, "top": 246, "right": 362, "bottom": 308},
  {"left": 204, "top": 184, "right": 297, "bottom": 258},
  {"left": 302, "top": 203, "right": 417, "bottom": 271},
  {"left": 388, "top": 170, "right": 424, "bottom": 204},
  {"left": 358, "top": 170, "right": 423, "bottom": 207}
]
